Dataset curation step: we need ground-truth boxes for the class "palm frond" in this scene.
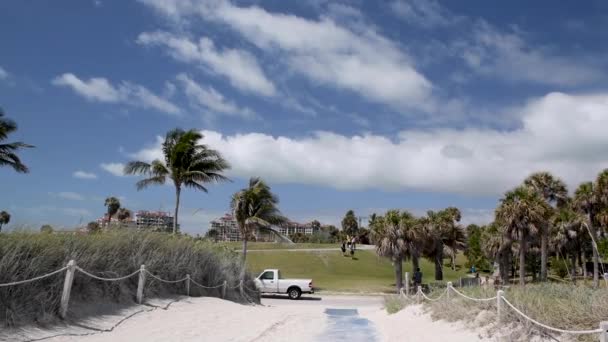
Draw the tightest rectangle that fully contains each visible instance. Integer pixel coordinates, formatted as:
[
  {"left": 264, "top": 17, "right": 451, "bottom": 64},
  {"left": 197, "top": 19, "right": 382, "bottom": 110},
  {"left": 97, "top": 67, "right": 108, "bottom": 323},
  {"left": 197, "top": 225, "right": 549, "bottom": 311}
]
[{"left": 135, "top": 176, "right": 167, "bottom": 190}]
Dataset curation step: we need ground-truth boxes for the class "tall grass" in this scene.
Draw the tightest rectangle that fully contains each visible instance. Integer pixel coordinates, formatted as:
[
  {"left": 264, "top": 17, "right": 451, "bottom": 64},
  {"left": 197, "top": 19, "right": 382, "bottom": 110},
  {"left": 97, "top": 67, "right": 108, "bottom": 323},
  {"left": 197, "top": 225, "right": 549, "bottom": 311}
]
[
  {"left": 406, "top": 284, "right": 608, "bottom": 341},
  {"left": 0, "top": 231, "right": 258, "bottom": 327}
]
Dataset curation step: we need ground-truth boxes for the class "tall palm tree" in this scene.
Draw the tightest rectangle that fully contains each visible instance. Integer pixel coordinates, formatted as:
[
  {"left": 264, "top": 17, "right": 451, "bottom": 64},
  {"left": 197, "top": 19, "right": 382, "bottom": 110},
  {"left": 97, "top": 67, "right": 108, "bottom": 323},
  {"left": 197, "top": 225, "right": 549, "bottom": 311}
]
[
  {"left": 524, "top": 172, "right": 568, "bottom": 281},
  {"left": 104, "top": 197, "right": 121, "bottom": 226},
  {"left": 495, "top": 186, "right": 549, "bottom": 286},
  {"left": 125, "top": 129, "right": 230, "bottom": 234},
  {"left": 372, "top": 210, "right": 412, "bottom": 293},
  {"left": 0, "top": 211, "right": 10, "bottom": 232},
  {"left": 0, "top": 109, "right": 33, "bottom": 173},
  {"left": 231, "top": 177, "right": 286, "bottom": 266}
]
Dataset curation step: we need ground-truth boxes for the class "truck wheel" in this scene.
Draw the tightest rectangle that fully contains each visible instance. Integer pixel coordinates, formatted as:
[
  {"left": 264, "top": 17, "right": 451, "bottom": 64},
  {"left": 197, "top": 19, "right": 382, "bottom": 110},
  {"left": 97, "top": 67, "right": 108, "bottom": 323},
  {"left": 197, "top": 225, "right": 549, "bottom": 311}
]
[{"left": 288, "top": 287, "right": 301, "bottom": 300}]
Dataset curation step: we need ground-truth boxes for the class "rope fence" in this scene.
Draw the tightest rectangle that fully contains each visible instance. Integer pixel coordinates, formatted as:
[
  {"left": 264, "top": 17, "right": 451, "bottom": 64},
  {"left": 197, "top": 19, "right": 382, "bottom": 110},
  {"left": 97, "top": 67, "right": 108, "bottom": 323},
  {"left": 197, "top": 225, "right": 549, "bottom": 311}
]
[
  {"left": 401, "top": 273, "right": 608, "bottom": 340},
  {"left": 0, "top": 259, "right": 259, "bottom": 320}
]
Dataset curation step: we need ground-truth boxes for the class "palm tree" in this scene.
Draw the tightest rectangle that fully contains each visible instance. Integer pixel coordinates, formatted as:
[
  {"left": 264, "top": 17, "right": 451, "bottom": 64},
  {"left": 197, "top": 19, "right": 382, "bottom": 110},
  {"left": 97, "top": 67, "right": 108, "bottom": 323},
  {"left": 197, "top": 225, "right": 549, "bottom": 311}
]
[
  {"left": 231, "top": 177, "right": 286, "bottom": 266},
  {"left": 341, "top": 210, "right": 359, "bottom": 238},
  {"left": 445, "top": 223, "right": 466, "bottom": 271},
  {"left": 421, "top": 207, "right": 461, "bottom": 281},
  {"left": 495, "top": 186, "right": 549, "bottom": 286},
  {"left": 0, "top": 109, "right": 33, "bottom": 173},
  {"left": 117, "top": 208, "right": 132, "bottom": 222},
  {"left": 372, "top": 210, "right": 410, "bottom": 293},
  {"left": 104, "top": 197, "right": 121, "bottom": 226},
  {"left": 0, "top": 211, "right": 10, "bottom": 232},
  {"left": 572, "top": 170, "right": 608, "bottom": 289},
  {"left": 551, "top": 206, "right": 586, "bottom": 282},
  {"left": 125, "top": 129, "right": 230, "bottom": 234},
  {"left": 524, "top": 172, "right": 568, "bottom": 281}
]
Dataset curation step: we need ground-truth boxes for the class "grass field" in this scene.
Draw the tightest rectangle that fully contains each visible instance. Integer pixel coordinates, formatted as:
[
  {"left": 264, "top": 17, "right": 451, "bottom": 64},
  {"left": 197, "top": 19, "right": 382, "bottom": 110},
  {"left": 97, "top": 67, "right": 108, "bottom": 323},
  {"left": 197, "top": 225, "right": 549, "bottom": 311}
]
[
  {"left": 219, "top": 242, "right": 338, "bottom": 250},
  {"left": 244, "top": 247, "right": 471, "bottom": 293}
]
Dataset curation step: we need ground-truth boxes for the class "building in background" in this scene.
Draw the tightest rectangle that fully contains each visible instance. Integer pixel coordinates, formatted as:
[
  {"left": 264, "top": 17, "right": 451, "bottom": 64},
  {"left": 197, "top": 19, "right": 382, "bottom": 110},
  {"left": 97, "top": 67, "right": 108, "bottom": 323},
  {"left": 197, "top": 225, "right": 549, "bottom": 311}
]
[
  {"left": 210, "top": 214, "right": 241, "bottom": 241},
  {"left": 135, "top": 211, "right": 175, "bottom": 232},
  {"left": 95, "top": 210, "right": 175, "bottom": 232},
  {"left": 209, "top": 214, "right": 319, "bottom": 242}
]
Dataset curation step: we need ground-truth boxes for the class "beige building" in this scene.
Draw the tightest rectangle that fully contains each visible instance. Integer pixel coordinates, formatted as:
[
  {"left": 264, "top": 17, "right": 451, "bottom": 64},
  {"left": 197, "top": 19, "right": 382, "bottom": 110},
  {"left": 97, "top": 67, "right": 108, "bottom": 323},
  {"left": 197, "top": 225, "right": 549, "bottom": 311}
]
[{"left": 209, "top": 214, "right": 318, "bottom": 242}]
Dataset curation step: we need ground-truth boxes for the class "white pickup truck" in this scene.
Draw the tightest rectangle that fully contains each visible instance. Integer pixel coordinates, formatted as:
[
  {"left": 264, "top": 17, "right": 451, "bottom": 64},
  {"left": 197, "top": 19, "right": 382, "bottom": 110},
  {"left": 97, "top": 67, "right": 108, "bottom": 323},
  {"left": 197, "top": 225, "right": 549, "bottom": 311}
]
[{"left": 254, "top": 269, "right": 314, "bottom": 299}]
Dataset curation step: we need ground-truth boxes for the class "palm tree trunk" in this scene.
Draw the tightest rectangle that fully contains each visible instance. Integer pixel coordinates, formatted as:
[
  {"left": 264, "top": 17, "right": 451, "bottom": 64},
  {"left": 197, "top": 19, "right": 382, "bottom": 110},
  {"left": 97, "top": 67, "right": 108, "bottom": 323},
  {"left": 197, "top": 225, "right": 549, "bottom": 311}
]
[
  {"left": 242, "top": 237, "right": 248, "bottom": 265},
  {"left": 571, "top": 253, "right": 577, "bottom": 284},
  {"left": 578, "top": 250, "right": 586, "bottom": 277},
  {"left": 540, "top": 225, "right": 548, "bottom": 282},
  {"left": 412, "top": 251, "right": 420, "bottom": 271},
  {"left": 173, "top": 186, "right": 181, "bottom": 234},
  {"left": 586, "top": 214, "right": 599, "bottom": 288},
  {"left": 519, "top": 232, "right": 526, "bottom": 287},
  {"left": 451, "top": 250, "right": 456, "bottom": 271},
  {"left": 434, "top": 241, "right": 444, "bottom": 281},
  {"left": 395, "top": 256, "right": 403, "bottom": 293}
]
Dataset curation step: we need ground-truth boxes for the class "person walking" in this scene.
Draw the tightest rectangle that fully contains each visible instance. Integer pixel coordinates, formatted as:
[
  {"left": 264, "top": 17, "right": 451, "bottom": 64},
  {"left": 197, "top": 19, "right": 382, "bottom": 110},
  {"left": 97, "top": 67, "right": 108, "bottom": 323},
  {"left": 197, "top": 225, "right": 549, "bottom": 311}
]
[{"left": 340, "top": 241, "right": 346, "bottom": 255}]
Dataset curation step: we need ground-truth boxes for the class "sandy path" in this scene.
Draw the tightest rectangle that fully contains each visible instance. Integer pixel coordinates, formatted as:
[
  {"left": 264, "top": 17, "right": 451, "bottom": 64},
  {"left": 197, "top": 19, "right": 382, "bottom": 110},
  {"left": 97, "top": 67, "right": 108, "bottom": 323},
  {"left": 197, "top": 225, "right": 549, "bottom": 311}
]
[{"left": 17, "top": 295, "right": 488, "bottom": 342}]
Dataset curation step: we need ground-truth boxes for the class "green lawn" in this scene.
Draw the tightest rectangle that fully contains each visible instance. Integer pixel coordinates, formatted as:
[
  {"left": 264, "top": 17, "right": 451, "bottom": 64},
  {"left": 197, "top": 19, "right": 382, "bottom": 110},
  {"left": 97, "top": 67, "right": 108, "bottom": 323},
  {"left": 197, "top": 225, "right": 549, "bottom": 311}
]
[
  {"left": 245, "top": 249, "right": 471, "bottom": 293},
  {"left": 219, "top": 241, "right": 338, "bottom": 250}
]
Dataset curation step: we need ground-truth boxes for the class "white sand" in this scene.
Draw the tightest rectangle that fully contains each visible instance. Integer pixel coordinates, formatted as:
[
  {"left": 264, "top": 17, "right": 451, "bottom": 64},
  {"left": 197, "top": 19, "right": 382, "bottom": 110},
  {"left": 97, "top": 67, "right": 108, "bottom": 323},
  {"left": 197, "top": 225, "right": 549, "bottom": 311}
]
[
  {"left": 363, "top": 304, "right": 491, "bottom": 342},
  {"left": 22, "top": 296, "right": 491, "bottom": 342}
]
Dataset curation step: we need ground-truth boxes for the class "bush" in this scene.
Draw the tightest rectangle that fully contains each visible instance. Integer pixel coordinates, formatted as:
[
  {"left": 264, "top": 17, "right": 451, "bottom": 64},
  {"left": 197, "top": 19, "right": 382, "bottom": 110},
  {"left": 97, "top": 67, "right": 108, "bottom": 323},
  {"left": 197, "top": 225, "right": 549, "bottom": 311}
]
[
  {"left": 550, "top": 256, "right": 569, "bottom": 279},
  {"left": 0, "top": 230, "right": 258, "bottom": 327}
]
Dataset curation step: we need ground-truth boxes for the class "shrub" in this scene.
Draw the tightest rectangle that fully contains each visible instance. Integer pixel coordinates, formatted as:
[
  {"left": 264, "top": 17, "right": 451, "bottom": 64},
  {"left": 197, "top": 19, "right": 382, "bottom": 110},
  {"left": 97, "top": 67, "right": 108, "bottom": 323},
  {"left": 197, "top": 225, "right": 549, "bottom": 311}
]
[
  {"left": 550, "top": 256, "right": 569, "bottom": 279},
  {"left": 0, "top": 230, "right": 258, "bottom": 327}
]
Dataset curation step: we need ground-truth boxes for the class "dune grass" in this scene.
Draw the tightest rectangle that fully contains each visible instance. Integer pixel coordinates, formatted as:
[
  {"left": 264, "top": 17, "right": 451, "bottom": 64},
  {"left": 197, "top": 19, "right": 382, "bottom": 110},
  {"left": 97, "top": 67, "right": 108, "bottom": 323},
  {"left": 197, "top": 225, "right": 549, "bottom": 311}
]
[
  {"left": 388, "top": 283, "right": 608, "bottom": 341},
  {"left": 0, "top": 231, "right": 258, "bottom": 328},
  {"left": 246, "top": 249, "right": 470, "bottom": 292}
]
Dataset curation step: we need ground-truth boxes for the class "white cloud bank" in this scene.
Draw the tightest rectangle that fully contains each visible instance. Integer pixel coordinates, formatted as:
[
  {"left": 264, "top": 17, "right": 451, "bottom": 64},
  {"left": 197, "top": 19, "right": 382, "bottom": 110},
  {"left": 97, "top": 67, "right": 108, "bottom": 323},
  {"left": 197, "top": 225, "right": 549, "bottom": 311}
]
[
  {"left": 52, "top": 73, "right": 181, "bottom": 115},
  {"left": 138, "top": 0, "right": 434, "bottom": 111},
  {"left": 130, "top": 91, "right": 608, "bottom": 196}
]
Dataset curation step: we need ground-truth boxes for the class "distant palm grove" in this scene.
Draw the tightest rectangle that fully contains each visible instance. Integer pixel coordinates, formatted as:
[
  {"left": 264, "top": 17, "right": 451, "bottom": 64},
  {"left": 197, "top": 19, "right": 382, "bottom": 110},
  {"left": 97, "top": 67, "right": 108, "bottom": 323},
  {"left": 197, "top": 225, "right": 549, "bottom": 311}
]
[
  {"left": 1, "top": 113, "right": 608, "bottom": 290},
  {"left": 370, "top": 171, "right": 608, "bottom": 291}
]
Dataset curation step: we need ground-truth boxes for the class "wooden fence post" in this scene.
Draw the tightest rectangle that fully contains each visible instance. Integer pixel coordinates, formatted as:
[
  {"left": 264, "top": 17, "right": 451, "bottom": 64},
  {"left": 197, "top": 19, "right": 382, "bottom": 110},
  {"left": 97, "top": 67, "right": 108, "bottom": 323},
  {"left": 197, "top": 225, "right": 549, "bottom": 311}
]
[
  {"left": 137, "top": 265, "right": 146, "bottom": 304},
  {"left": 405, "top": 272, "right": 410, "bottom": 296},
  {"left": 60, "top": 260, "right": 76, "bottom": 319},
  {"left": 496, "top": 290, "right": 504, "bottom": 326},
  {"left": 600, "top": 321, "right": 608, "bottom": 342},
  {"left": 186, "top": 274, "right": 190, "bottom": 297},
  {"left": 447, "top": 282, "right": 452, "bottom": 300},
  {"left": 222, "top": 280, "right": 227, "bottom": 299}
]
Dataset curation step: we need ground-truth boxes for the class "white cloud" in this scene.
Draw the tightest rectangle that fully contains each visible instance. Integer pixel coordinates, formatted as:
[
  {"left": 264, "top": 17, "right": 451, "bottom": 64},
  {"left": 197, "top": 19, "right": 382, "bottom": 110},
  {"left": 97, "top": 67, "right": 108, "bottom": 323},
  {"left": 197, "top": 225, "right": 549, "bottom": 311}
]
[
  {"left": 176, "top": 73, "right": 256, "bottom": 119},
  {"left": 459, "top": 21, "right": 601, "bottom": 86},
  {"left": 50, "top": 192, "right": 86, "bottom": 201},
  {"left": 137, "top": 31, "right": 276, "bottom": 97},
  {"left": 73, "top": 170, "right": 98, "bottom": 180},
  {"left": 0, "top": 66, "right": 8, "bottom": 79},
  {"left": 138, "top": 0, "right": 434, "bottom": 111},
  {"left": 52, "top": 73, "right": 181, "bottom": 115},
  {"left": 391, "top": 0, "right": 457, "bottom": 28},
  {"left": 130, "top": 91, "right": 608, "bottom": 196},
  {"left": 100, "top": 162, "right": 126, "bottom": 177}
]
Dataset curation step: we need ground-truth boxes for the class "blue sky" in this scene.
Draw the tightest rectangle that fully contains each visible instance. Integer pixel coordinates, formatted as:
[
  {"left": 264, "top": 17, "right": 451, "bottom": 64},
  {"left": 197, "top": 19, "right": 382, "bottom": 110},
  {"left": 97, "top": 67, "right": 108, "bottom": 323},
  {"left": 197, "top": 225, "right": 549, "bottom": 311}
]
[{"left": 2, "top": 0, "right": 608, "bottom": 234}]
